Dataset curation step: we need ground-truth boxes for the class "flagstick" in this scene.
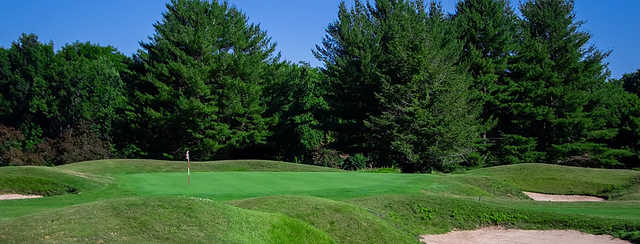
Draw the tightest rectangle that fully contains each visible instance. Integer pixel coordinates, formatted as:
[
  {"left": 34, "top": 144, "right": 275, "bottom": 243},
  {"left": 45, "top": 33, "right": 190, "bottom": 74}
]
[{"left": 186, "top": 150, "right": 191, "bottom": 186}]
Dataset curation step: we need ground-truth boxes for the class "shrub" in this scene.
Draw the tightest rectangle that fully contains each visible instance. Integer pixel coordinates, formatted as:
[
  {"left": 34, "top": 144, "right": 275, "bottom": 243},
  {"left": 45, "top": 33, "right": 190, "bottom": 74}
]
[
  {"left": 312, "top": 148, "right": 344, "bottom": 168},
  {"left": 0, "top": 124, "right": 52, "bottom": 166},
  {"left": 342, "top": 154, "right": 368, "bottom": 171},
  {"left": 53, "top": 121, "right": 112, "bottom": 165}
]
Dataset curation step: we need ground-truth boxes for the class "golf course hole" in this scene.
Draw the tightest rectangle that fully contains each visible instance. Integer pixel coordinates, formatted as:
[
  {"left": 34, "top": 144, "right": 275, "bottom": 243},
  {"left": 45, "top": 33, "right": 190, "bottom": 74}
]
[
  {"left": 523, "top": 191, "right": 605, "bottom": 202},
  {"left": 0, "top": 194, "right": 43, "bottom": 201},
  {"left": 419, "top": 227, "right": 630, "bottom": 244}
]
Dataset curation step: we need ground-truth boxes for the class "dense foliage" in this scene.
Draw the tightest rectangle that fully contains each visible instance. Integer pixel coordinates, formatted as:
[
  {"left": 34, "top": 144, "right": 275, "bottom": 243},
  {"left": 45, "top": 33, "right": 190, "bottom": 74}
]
[{"left": 0, "top": 0, "right": 638, "bottom": 171}]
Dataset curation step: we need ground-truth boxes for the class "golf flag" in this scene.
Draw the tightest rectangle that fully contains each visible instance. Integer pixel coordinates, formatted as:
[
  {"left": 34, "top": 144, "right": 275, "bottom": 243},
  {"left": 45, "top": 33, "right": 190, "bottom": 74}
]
[{"left": 186, "top": 150, "right": 191, "bottom": 185}]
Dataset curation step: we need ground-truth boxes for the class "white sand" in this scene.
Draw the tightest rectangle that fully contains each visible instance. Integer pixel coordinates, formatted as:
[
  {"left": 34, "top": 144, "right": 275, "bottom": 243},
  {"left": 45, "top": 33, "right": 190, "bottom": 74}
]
[
  {"left": 0, "top": 194, "right": 43, "bottom": 200},
  {"left": 523, "top": 192, "right": 605, "bottom": 202},
  {"left": 420, "top": 227, "right": 629, "bottom": 244}
]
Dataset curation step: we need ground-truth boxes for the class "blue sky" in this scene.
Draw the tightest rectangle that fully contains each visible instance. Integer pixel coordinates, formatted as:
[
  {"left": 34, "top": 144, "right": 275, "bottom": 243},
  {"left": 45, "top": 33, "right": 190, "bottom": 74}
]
[{"left": 0, "top": 0, "right": 637, "bottom": 78}]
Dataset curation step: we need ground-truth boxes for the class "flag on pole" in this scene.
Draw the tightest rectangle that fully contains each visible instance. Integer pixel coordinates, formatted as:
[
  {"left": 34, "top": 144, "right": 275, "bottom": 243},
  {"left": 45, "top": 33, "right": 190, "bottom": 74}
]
[{"left": 186, "top": 150, "right": 191, "bottom": 185}]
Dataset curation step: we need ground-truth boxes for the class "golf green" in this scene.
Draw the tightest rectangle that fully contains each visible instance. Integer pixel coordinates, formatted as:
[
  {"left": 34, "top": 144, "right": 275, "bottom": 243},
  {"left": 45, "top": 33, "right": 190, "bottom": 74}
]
[{"left": 118, "top": 172, "right": 449, "bottom": 200}]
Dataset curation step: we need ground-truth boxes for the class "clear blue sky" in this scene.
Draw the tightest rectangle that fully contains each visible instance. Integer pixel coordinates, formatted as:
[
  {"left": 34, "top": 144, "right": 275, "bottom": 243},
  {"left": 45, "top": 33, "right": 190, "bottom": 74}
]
[{"left": 0, "top": 0, "right": 637, "bottom": 78}]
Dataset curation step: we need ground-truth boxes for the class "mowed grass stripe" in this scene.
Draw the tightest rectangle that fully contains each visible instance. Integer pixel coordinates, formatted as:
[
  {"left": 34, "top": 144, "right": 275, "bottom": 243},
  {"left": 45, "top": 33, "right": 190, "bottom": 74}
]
[
  {"left": 117, "top": 172, "right": 441, "bottom": 200},
  {"left": 59, "top": 159, "right": 341, "bottom": 175}
]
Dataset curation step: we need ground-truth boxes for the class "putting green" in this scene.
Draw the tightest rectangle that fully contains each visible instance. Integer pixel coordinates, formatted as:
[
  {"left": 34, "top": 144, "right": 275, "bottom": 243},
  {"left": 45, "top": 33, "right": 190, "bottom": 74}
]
[{"left": 118, "top": 172, "right": 454, "bottom": 200}]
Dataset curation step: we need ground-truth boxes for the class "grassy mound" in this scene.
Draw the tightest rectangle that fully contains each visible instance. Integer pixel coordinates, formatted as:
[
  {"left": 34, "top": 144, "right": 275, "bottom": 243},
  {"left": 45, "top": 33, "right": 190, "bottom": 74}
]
[
  {"left": 0, "top": 197, "right": 335, "bottom": 244},
  {"left": 467, "top": 164, "right": 640, "bottom": 198},
  {"left": 232, "top": 196, "right": 418, "bottom": 243},
  {"left": 59, "top": 159, "right": 341, "bottom": 175},
  {"left": 116, "top": 171, "right": 527, "bottom": 201},
  {"left": 0, "top": 167, "right": 104, "bottom": 196},
  {"left": 348, "top": 194, "right": 640, "bottom": 242}
]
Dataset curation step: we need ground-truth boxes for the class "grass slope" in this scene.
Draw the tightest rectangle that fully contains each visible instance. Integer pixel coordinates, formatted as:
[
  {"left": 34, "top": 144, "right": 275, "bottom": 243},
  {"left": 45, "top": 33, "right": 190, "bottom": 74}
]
[
  {"left": 59, "top": 159, "right": 341, "bottom": 175},
  {"left": 232, "top": 196, "right": 418, "bottom": 243},
  {"left": 116, "top": 171, "right": 525, "bottom": 200},
  {"left": 0, "top": 166, "right": 105, "bottom": 196},
  {"left": 0, "top": 197, "right": 335, "bottom": 244},
  {"left": 3, "top": 161, "right": 640, "bottom": 243},
  {"left": 348, "top": 194, "right": 640, "bottom": 242},
  {"left": 468, "top": 163, "right": 640, "bottom": 198}
]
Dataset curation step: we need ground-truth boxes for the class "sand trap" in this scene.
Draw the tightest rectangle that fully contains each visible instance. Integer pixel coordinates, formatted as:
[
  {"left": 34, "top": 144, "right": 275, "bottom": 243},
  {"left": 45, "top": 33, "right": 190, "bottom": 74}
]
[
  {"left": 420, "top": 227, "right": 629, "bottom": 244},
  {"left": 0, "top": 194, "right": 43, "bottom": 200},
  {"left": 523, "top": 192, "right": 605, "bottom": 202}
]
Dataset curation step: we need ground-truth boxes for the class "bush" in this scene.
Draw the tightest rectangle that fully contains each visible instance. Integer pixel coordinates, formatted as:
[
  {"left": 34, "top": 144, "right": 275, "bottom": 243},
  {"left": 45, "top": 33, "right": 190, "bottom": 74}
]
[
  {"left": 463, "top": 151, "right": 485, "bottom": 168},
  {"left": 0, "top": 122, "right": 114, "bottom": 166},
  {"left": 311, "top": 148, "right": 344, "bottom": 168},
  {"left": 53, "top": 122, "right": 112, "bottom": 165},
  {"left": 0, "top": 124, "right": 53, "bottom": 166},
  {"left": 342, "top": 154, "right": 368, "bottom": 171}
]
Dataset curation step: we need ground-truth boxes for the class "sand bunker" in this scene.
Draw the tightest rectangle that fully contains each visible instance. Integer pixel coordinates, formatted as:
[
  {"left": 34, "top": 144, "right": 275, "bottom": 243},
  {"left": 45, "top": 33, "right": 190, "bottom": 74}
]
[
  {"left": 523, "top": 192, "right": 605, "bottom": 202},
  {"left": 0, "top": 194, "right": 43, "bottom": 200},
  {"left": 420, "top": 227, "right": 629, "bottom": 244}
]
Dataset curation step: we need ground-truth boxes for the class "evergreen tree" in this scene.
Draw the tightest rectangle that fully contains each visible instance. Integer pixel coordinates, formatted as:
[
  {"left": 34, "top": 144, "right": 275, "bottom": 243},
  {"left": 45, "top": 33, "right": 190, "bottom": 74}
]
[
  {"left": 502, "top": 0, "right": 616, "bottom": 166},
  {"left": 265, "top": 63, "right": 329, "bottom": 162},
  {"left": 453, "top": 0, "right": 518, "bottom": 164},
  {"left": 586, "top": 81, "right": 640, "bottom": 167},
  {"left": 316, "top": 0, "right": 480, "bottom": 171},
  {"left": 130, "top": 0, "right": 277, "bottom": 160},
  {"left": 0, "top": 47, "right": 9, "bottom": 120},
  {"left": 622, "top": 70, "right": 640, "bottom": 97},
  {"left": 314, "top": 0, "right": 384, "bottom": 154}
]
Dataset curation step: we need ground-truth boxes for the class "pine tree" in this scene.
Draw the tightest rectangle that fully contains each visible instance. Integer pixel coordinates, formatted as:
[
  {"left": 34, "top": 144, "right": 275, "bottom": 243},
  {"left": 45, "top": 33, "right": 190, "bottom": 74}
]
[
  {"left": 265, "top": 63, "right": 329, "bottom": 162},
  {"left": 314, "top": 0, "right": 384, "bottom": 154},
  {"left": 316, "top": 0, "right": 480, "bottom": 171},
  {"left": 502, "top": 0, "right": 616, "bottom": 166},
  {"left": 622, "top": 70, "right": 640, "bottom": 97},
  {"left": 453, "top": 0, "right": 518, "bottom": 164},
  {"left": 130, "top": 0, "right": 277, "bottom": 160}
]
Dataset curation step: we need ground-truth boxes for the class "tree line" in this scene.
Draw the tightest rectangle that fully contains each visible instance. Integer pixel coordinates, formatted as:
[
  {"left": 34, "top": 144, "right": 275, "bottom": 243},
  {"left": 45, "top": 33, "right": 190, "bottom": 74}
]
[{"left": 1, "top": 0, "right": 639, "bottom": 172}]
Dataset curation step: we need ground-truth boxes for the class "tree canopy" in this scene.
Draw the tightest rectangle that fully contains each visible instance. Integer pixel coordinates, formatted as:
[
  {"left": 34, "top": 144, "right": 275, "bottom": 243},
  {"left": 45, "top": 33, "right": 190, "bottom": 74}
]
[{"left": 1, "top": 0, "right": 638, "bottom": 170}]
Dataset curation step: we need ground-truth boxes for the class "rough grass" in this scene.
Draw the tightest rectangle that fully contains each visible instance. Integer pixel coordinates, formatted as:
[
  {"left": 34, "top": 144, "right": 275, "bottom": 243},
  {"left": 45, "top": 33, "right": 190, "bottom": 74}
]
[
  {"left": 467, "top": 163, "right": 640, "bottom": 198},
  {"left": 59, "top": 159, "right": 342, "bottom": 175},
  {"left": 0, "top": 166, "right": 105, "bottom": 196},
  {"left": 358, "top": 167, "right": 402, "bottom": 173},
  {"left": 0, "top": 197, "right": 335, "bottom": 244},
  {"left": 2, "top": 161, "right": 640, "bottom": 243},
  {"left": 348, "top": 194, "right": 640, "bottom": 243},
  {"left": 231, "top": 196, "right": 418, "bottom": 243}
]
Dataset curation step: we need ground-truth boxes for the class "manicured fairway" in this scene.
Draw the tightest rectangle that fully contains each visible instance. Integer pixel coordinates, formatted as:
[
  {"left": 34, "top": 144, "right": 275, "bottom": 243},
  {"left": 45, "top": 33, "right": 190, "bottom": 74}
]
[{"left": 118, "top": 172, "right": 445, "bottom": 200}]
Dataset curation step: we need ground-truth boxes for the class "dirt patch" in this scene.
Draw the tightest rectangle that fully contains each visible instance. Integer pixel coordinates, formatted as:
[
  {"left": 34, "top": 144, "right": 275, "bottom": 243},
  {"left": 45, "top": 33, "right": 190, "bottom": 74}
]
[
  {"left": 0, "top": 194, "right": 43, "bottom": 200},
  {"left": 420, "top": 227, "right": 629, "bottom": 244},
  {"left": 523, "top": 191, "right": 605, "bottom": 202}
]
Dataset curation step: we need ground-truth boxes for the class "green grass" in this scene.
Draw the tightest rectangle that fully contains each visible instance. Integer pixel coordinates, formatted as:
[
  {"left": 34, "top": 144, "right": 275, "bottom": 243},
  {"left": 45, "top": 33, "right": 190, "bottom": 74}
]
[
  {"left": 348, "top": 194, "right": 640, "bottom": 241},
  {"left": 59, "top": 159, "right": 342, "bottom": 175},
  {"left": 232, "top": 196, "right": 418, "bottom": 243},
  {"left": 0, "top": 197, "right": 335, "bottom": 244},
  {"left": 358, "top": 167, "right": 402, "bottom": 173},
  {"left": 115, "top": 171, "right": 525, "bottom": 200},
  {"left": 468, "top": 163, "right": 640, "bottom": 198},
  {"left": 2, "top": 161, "right": 640, "bottom": 243},
  {"left": 0, "top": 166, "right": 105, "bottom": 196}
]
